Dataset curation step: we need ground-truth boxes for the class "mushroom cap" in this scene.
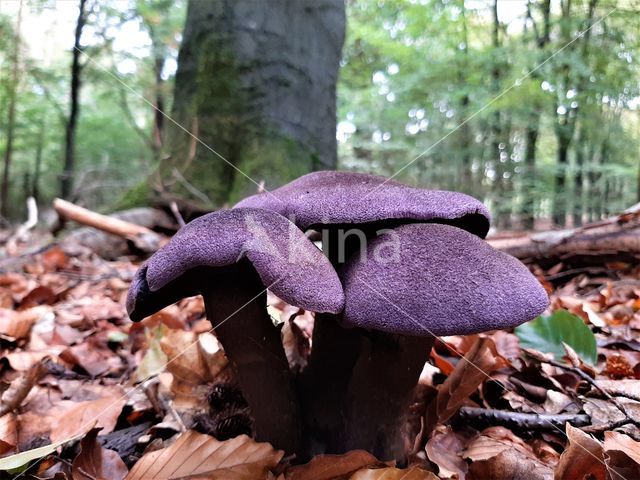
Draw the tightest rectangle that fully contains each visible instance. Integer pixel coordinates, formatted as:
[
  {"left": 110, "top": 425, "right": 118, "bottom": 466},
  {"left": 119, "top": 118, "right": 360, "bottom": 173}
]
[
  {"left": 127, "top": 208, "right": 344, "bottom": 321},
  {"left": 235, "top": 171, "right": 491, "bottom": 237},
  {"left": 341, "top": 223, "right": 549, "bottom": 336}
]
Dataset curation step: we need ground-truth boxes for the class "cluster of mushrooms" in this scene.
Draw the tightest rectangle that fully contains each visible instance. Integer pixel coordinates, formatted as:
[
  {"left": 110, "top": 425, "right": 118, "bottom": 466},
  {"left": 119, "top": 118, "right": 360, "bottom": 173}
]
[{"left": 127, "top": 171, "right": 549, "bottom": 462}]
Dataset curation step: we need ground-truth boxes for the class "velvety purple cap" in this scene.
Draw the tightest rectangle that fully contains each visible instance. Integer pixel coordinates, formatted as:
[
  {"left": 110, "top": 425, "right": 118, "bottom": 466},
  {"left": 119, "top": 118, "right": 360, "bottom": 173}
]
[
  {"left": 235, "top": 171, "right": 491, "bottom": 237},
  {"left": 340, "top": 223, "right": 549, "bottom": 336},
  {"left": 126, "top": 208, "right": 344, "bottom": 321}
]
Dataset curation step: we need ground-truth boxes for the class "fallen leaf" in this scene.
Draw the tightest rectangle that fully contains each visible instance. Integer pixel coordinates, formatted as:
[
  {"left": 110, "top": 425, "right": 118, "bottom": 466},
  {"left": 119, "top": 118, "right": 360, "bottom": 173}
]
[
  {"left": 425, "top": 429, "right": 467, "bottom": 479},
  {"left": 133, "top": 326, "right": 168, "bottom": 382},
  {"left": 0, "top": 306, "right": 50, "bottom": 341},
  {"left": 464, "top": 427, "right": 533, "bottom": 462},
  {"left": 604, "top": 431, "right": 640, "bottom": 479},
  {"left": 50, "top": 395, "right": 126, "bottom": 443},
  {"left": 41, "top": 247, "right": 69, "bottom": 271},
  {"left": 349, "top": 467, "right": 438, "bottom": 479},
  {"left": 71, "top": 428, "right": 128, "bottom": 480},
  {"left": 0, "top": 413, "right": 17, "bottom": 455},
  {"left": 468, "top": 449, "right": 553, "bottom": 480},
  {"left": 285, "top": 450, "right": 383, "bottom": 480},
  {"left": 515, "top": 310, "right": 597, "bottom": 365},
  {"left": 554, "top": 424, "right": 605, "bottom": 480},
  {"left": 126, "top": 431, "right": 283, "bottom": 480},
  {"left": 0, "top": 426, "right": 89, "bottom": 471},
  {"left": 425, "top": 337, "right": 507, "bottom": 430}
]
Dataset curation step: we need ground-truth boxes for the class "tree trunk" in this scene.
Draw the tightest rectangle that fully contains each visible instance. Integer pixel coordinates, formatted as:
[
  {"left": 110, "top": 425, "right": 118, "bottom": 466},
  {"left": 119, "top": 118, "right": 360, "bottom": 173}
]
[
  {"left": 147, "top": 23, "right": 166, "bottom": 153},
  {"left": 490, "top": 0, "right": 509, "bottom": 229},
  {"left": 32, "top": 117, "right": 45, "bottom": 202},
  {"left": 520, "top": 0, "right": 551, "bottom": 230},
  {"left": 162, "top": 0, "right": 345, "bottom": 207},
  {"left": 61, "top": 0, "right": 87, "bottom": 200},
  {"left": 0, "top": 0, "right": 23, "bottom": 218},
  {"left": 553, "top": 132, "right": 571, "bottom": 226}
]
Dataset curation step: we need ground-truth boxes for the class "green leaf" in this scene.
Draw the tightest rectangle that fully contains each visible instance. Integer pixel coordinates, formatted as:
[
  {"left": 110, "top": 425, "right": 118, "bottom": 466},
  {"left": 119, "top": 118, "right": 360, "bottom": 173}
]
[
  {"left": 515, "top": 310, "right": 598, "bottom": 365},
  {"left": 0, "top": 428, "right": 88, "bottom": 472}
]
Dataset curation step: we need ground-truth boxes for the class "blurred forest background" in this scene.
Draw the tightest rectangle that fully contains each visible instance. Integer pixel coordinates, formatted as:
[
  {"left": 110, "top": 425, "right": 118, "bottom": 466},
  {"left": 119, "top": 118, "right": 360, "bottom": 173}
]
[{"left": 0, "top": 0, "right": 638, "bottom": 231}]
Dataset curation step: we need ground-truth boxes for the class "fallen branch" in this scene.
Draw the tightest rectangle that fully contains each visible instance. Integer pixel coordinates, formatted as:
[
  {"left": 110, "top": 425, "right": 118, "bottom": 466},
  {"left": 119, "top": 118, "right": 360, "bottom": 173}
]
[
  {"left": 458, "top": 406, "right": 590, "bottom": 430},
  {"left": 53, "top": 198, "right": 164, "bottom": 253},
  {"left": 4, "top": 197, "right": 38, "bottom": 255},
  {"left": 0, "top": 361, "right": 47, "bottom": 417},
  {"left": 524, "top": 349, "right": 640, "bottom": 430},
  {"left": 487, "top": 205, "right": 640, "bottom": 267}
]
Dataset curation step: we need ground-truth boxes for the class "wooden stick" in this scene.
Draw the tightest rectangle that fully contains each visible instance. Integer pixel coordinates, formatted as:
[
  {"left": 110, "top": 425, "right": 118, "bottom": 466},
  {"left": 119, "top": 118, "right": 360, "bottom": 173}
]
[
  {"left": 53, "top": 198, "right": 163, "bottom": 253},
  {"left": 458, "top": 406, "right": 590, "bottom": 430},
  {"left": 487, "top": 206, "right": 640, "bottom": 266}
]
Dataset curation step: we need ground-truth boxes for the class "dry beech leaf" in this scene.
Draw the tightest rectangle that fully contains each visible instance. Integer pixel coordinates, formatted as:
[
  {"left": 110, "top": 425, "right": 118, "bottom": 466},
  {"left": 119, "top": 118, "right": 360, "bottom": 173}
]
[
  {"left": 161, "top": 329, "right": 227, "bottom": 385},
  {"left": 126, "top": 431, "right": 283, "bottom": 480},
  {"left": 464, "top": 427, "right": 533, "bottom": 462},
  {"left": 425, "top": 337, "right": 507, "bottom": 430},
  {"left": 425, "top": 429, "right": 468, "bottom": 479},
  {"left": 71, "top": 428, "right": 128, "bottom": 480},
  {"left": 157, "top": 329, "right": 228, "bottom": 410},
  {"left": 50, "top": 395, "right": 126, "bottom": 443},
  {"left": 468, "top": 450, "right": 553, "bottom": 480},
  {"left": 0, "top": 412, "right": 17, "bottom": 455},
  {"left": 285, "top": 450, "right": 383, "bottom": 480},
  {"left": 0, "top": 361, "right": 47, "bottom": 417},
  {"left": 464, "top": 428, "right": 552, "bottom": 480},
  {"left": 485, "top": 331, "right": 521, "bottom": 362},
  {"left": 349, "top": 467, "right": 438, "bottom": 479},
  {"left": 554, "top": 424, "right": 605, "bottom": 480},
  {"left": 0, "top": 306, "right": 49, "bottom": 340},
  {"left": 604, "top": 431, "right": 640, "bottom": 479}
]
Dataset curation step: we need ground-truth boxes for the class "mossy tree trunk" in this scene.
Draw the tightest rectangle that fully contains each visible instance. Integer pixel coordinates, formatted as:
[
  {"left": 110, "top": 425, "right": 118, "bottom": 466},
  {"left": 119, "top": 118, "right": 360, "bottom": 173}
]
[{"left": 160, "top": 0, "right": 345, "bottom": 207}]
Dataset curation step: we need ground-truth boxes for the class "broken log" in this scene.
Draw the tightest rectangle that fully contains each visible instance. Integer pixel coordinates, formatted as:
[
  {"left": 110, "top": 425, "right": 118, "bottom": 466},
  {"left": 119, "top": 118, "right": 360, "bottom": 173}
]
[
  {"left": 54, "top": 198, "right": 167, "bottom": 254},
  {"left": 487, "top": 206, "right": 640, "bottom": 267}
]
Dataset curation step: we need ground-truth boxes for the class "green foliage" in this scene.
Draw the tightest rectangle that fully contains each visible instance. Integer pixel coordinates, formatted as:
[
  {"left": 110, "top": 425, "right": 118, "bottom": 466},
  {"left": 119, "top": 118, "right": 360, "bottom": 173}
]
[
  {"left": 0, "top": 0, "right": 639, "bottom": 223},
  {"left": 515, "top": 309, "right": 598, "bottom": 365},
  {"left": 339, "top": 0, "right": 640, "bottom": 227}
]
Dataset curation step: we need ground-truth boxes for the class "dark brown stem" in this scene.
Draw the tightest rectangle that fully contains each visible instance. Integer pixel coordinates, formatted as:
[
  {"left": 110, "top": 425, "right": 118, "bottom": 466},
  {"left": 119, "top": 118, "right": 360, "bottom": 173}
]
[
  {"left": 344, "top": 333, "right": 434, "bottom": 461},
  {"left": 202, "top": 262, "right": 300, "bottom": 454},
  {"left": 298, "top": 313, "right": 362, "bottom": 458},
  {"left": 458, "top": 406, "right": 590, "bottom": 431},
  {"left": 297, "top": 228, "right": 365, "bottom": 459}
]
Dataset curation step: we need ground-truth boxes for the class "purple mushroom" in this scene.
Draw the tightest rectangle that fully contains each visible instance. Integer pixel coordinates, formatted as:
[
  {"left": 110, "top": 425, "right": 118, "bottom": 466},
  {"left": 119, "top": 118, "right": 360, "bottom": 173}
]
[
  {"left": 339, "top": 223, "right": 549, "bottom": 459},
  {"left": 126, "top": 208, "right": 344, "bottom": 454},
  {"left": 236, "top": 170, "right": 491, "bottom": 242},
  {"left": 236, "top": 171, "right": 492, "bottom": 457}
]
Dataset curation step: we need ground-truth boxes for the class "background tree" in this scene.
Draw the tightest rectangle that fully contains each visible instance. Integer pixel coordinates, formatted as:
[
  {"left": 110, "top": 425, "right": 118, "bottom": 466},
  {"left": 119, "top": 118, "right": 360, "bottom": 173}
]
[
  {"left": 0, "top": 1, "right": 22, "bottom": 218},
  {"left": 157, "top": 0, "right": 346, "bottom": 207},
  {"left": 60, "top": 0, "right": 88, "bottom": 200}
]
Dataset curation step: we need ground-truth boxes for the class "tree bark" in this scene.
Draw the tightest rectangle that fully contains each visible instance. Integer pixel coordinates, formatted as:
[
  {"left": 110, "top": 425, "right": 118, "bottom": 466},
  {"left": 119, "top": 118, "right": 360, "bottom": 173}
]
[
  {"left": 162, "top": 0, "right": 345, "bottom": 207},
  {"left": 521, "top": 0, "right": 551, "bottom": 229},
  {"left": 488, "top": 203, "right": 640, "bottom": 267},
  {"left": 61, "top": 0, "right": 87, "bottom": 200},
  {"left": 0, "top": 0, "right": 23, "bottom": 218}
]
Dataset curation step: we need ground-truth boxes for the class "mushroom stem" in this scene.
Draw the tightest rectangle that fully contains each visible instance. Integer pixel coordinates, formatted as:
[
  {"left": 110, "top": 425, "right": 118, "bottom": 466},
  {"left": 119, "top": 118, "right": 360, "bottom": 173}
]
[
  {"left": 344, "top": 333, "right": 434, "bottom": 461},
  {"left": 298, "top": 313, "right": 362, "bottom": 457},
  {"left": 202, "top": 263, "right": 301, "bottom": 454},
  {"left": 298, "top": 229, "right": 364, "bottom": 457}
]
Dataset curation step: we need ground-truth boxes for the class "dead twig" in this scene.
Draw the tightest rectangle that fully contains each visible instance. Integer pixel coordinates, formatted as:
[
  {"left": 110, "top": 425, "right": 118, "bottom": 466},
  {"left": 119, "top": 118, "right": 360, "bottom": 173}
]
[
  {"left": 524, "top": 349, "right": 640, "bottom": 429},
  {"left": 53, "top": 198, "right": 164, "bottom": 253},
  {"left": 0, "top": 361, "right": 47, "bottom": 416},
  {"left": 458, "top": 406, "right": 590, "bottom": 430}
]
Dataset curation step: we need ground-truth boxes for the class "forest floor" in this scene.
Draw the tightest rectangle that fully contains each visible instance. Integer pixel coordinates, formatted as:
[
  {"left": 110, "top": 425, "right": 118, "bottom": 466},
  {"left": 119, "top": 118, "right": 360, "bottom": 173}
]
[{"left": 1, "top": 224, "right": 640, "bottom": 479}]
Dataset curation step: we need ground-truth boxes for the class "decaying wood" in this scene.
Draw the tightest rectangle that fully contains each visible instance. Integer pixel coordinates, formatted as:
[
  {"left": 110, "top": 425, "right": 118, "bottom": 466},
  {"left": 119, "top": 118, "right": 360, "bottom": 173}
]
[
  {"left": 458, "top": 406, "right": 590, "bottom": 431},
  {"left": 0, "top": 361, "right": 47, "bottom": 417},
  {"left": 487, "top": 204, "right": 640, "bottom": 266},
  {"left": 54, "top": 198, "right": 166, "bottom": 254}
]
